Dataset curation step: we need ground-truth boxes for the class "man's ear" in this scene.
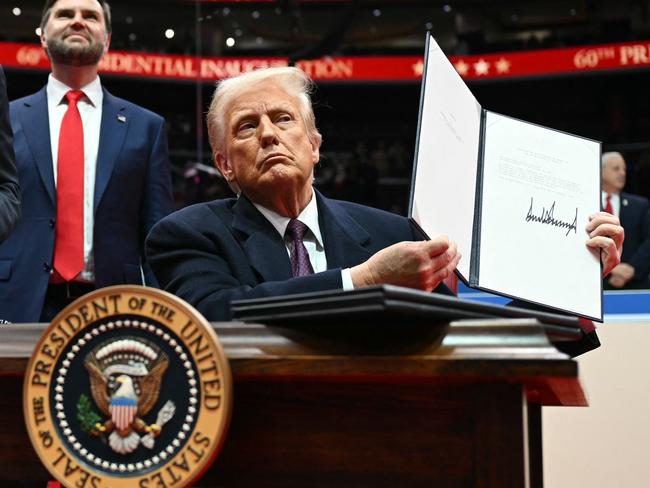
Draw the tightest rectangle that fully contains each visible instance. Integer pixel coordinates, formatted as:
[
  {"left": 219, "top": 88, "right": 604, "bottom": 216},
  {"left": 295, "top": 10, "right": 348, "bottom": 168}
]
[
  {"left": 215, "top": 153, "right": 235, "bottom": 183},
  {"left": 310, "top": 132, "right": 322, "bottom": 167},
  {"left": 104, "top": 33, "right": 111, "bottom": 54},
  {"left": 40, "top": 29, "right": 47, "bottom": 50}
]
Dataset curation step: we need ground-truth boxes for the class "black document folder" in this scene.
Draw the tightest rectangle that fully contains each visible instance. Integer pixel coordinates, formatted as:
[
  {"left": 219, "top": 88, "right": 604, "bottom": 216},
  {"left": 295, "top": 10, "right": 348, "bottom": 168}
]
[{"left": 231, "top": 285, "right": 583, "bottom": 341}]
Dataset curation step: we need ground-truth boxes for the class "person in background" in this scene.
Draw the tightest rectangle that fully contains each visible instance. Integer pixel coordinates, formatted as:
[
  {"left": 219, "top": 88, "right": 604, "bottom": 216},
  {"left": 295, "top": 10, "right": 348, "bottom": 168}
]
[
  {"left": 0, "top": 0, "right": 174, "bottom": 322},
  {"left": 601, "top": 151, "right": 650, "bottom": 289},
  {"left": 0, "top": 66, "right": 20, "bottom": 244}
]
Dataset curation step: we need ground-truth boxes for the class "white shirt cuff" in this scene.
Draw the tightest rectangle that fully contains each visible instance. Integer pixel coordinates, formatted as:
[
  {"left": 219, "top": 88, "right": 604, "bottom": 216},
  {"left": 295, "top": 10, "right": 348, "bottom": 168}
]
[{"left": 341, "top": 268, "right": 354, "bottom": 291}]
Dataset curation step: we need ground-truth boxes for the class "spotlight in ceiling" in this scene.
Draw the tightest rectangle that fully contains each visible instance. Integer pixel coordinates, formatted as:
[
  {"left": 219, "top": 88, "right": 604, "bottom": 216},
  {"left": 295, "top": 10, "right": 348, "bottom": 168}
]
[
  {"left": 443, "top": 5, "right": 452, "bottom": 13},
  {"left": 373, "top": 9, "right": 381, "bottom": 17},
  {"left": 35, "top": 27, "right": 42, "bottom": 36},
  {"left": 226, "top": 37, "right": 236, "bottom": 47},
  {"left": 252, "top": 10, "right": 260, "bottom": 19},
  {"left": 12, "top": 7, "right": 21, "bottom": 16},
  {"left": 165, "top": 28, "right": 175, "bottom": 39}
]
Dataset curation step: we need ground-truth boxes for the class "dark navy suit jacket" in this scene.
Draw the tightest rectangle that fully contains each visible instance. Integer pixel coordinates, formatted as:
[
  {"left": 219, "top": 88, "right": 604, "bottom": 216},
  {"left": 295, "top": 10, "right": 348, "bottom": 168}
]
[
  {"left": 0, "top": 67, "right": 20, "bottom": 243},
  {"left": 146, "top": 190, "right": 452, "bottom": 321},
  {"left": 0, "top": 86, "right": 174, "bottom": 322},
  {"left": 619, "top": 191, "right": 650, "bottom": 287}
]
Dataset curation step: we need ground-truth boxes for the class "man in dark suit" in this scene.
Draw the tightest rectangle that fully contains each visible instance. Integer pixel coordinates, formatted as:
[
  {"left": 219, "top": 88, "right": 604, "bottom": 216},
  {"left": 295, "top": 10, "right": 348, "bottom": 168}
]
[
  {"left": 0, "top": 66, "right": 20, "bottom": 244},
  {"left": 0, "top": 0, "right": 174, "bottom": 322},
  {"left": 147, "top": 67, "right": 623, "bottom": 322},
  {"left": 602, "top": 152, "right": 650, "bottom": 289}
]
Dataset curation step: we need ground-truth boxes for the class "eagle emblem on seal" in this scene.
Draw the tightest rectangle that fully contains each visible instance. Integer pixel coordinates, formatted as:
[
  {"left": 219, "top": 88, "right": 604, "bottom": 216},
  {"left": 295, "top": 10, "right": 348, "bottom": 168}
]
[{"left": 82, "top": 337, "right": 176, "bottom": 454}]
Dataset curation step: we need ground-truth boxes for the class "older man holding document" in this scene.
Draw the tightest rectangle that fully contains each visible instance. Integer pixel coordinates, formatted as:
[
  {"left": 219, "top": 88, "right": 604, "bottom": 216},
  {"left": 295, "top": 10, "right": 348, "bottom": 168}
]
[{"left": 146, "top": 65, "right": 623, "bottom": 338}]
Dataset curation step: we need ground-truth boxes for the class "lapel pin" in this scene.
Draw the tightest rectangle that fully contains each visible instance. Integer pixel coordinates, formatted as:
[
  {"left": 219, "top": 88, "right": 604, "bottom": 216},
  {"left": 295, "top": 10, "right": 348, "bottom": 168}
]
[
  {"left": 623, "top": 198, "right": 628, "bottom": 206},
  {"left": 117, "top": 114, "right": 127, "bottom": 123}
]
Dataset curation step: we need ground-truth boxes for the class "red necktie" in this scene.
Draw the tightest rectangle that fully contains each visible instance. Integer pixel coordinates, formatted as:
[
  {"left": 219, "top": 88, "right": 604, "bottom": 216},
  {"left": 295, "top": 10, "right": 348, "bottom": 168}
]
[
  {"left": 53, "top": 90, "right": 84, "bottom": 282},
  {"left": 604, "top": 193, "right": 613, "bottom": 215}
]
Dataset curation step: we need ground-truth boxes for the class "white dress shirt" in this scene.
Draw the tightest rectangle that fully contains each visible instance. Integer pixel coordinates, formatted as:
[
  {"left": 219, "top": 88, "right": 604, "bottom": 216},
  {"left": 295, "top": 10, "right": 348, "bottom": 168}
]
[
  {"left": 602, "top": 191, "right": 621, "bottom": 217},
  {"left": 253, "top": 191, "right": 354, "bottom": 290},
  {"left": 47, "top": 74, "right": 103, "bottom": 283}
]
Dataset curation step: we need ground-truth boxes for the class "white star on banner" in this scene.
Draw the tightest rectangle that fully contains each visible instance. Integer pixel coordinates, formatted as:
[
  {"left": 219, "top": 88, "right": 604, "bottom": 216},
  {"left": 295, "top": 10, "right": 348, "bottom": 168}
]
[
  {"left": 474, "top": 59, "right": 490, "bottom": 75},
  {"left": 454, "top": 60, "right": 469, "bottom": 76},
  {"left": 412, "top": 60, "right": 424, "bottom": 76},
  {"left": 495, "top": 58, "right": 511, "bottom": 74}
]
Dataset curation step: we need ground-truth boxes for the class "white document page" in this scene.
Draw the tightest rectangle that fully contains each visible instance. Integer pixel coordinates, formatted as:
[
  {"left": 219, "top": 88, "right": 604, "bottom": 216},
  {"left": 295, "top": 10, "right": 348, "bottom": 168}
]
[
  {"left": 410, "top": 36, "right": 482, "bottom": 281},
  {"left": 477, "top": 111, "right": 602, "bottom": 319}
]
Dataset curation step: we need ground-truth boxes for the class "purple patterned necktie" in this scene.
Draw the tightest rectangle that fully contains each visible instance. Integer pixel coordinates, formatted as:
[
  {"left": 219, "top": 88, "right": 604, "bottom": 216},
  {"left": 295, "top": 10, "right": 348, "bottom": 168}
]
[{"left": 285, "top": 219, "right": 314, "bottom": 277}]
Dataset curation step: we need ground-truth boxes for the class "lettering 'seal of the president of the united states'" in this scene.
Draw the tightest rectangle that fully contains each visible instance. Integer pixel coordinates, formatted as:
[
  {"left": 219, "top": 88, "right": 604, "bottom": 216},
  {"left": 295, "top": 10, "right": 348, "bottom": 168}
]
[{"left": 23, "top": 286, "right": 232, "bottom": 488}]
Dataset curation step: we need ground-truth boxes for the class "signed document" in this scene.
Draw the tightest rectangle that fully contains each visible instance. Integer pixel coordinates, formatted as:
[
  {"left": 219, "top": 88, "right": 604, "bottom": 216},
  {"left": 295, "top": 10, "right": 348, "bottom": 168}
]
[{"left": 410, "top": 34, "right": 602, "bottom": 320}]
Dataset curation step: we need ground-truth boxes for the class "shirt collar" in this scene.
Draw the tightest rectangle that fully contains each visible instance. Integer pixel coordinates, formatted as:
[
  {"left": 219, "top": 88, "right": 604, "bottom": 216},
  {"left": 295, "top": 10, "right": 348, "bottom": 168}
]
[
  {"left": 47, "top": 73, "right": 103, "bottom": 108},
  {"left": 253, "top": 191, "right": 324, "bottom": 247}
]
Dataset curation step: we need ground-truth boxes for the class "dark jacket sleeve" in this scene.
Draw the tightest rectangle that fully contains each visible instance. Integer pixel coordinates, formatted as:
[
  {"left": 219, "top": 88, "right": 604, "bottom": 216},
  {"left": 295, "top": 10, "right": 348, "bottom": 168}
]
[
  {"left": 138, "top": 113, "right": 174, "bottom": 287},
  {"left": 626, "top": 199, "right": 650, "bottom": 281},
  {"left": 0, "top": 66, "right": 20, "bottom": 243},
  {"left": 146, "top": 207, "right": 345, "bottom": 321}
]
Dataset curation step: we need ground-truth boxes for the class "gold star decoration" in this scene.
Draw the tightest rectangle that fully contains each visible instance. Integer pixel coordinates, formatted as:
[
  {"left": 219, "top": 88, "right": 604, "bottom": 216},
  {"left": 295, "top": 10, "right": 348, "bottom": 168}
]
[
  {"left": 412, "top": 60, "right": 424, "bottom": 76},
  {"left": 474, "top": 59, "right": 490, "bottom": 75},
  {"left": 454, "top": 60, "right": 469, "bottom": 76},
  {"left": 495, "top": 58, "right": 511, "bottom": 74}
]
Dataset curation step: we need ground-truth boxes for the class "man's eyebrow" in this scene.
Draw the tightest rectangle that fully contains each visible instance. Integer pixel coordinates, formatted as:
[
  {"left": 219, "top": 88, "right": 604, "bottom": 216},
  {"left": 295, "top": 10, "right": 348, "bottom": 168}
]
[
  {"left": 230, "top": 108, "right": 256, "bottom": 123},
  {"left": 229, "top": 102, "right": 298, "bottom": 126},
  {"left": 228, "top": 110, "right": 260, "bottom": 133}
]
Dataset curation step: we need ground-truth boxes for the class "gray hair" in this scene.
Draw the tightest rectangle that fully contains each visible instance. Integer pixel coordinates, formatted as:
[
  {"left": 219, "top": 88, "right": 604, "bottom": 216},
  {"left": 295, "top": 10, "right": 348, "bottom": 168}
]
[
  {"left": 206, "top": 67, "right": 322, "bottom": 161},
  {"left": 602, "top": 151, "right": 624, "bottom": 169}
]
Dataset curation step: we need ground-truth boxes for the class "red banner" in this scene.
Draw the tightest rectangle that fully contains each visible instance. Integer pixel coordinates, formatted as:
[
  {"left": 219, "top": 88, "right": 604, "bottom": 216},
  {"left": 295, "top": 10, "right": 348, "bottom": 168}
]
[{"left": 2, "top": 41, "right": 650, "bottom": 82}]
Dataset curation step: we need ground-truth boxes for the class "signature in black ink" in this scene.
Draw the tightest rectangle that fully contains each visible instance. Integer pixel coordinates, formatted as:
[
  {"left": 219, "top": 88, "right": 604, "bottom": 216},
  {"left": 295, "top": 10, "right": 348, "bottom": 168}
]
[{"left": 525, "top": 197, "right": 578, "bottom": 236}]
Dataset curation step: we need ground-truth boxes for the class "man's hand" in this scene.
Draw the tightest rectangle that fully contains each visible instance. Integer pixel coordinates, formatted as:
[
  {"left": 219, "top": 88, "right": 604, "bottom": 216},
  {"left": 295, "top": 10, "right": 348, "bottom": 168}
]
[
  {"left": 585, "top": 211, "right": 624, "bottom": 277},
  {"left": 350, "top": 236, "right": 461, "bottom": 292},
  {"left": 607, "top": 262, "right": 635, "bottom": 288}
]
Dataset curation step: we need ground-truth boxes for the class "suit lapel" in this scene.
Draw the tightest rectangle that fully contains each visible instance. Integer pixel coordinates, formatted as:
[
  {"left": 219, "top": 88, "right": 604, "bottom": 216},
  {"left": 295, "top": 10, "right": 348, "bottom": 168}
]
[
  {"left": 619, "top": 192, "right": 631, "bottom": 228},
  {"left": 316, "top": 190, "right": 373, "bottom": 269},
  {"left": 231, "top": 196, "right": 293, "bottom": 281},
  {"left": 231, "top": 191, "right": 373, "bottom": 280},
  {"left": 94, "top": 89, "right": 128, "bottom": 212},
  {"left": 18, "top": 88, "right": 55, "bottom": 205}
]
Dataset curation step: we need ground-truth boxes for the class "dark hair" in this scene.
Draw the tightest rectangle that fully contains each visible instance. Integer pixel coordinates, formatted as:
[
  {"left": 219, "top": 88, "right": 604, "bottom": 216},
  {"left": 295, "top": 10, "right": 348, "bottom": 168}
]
[{"left": 40, "top": 0, "right": 112, "bottom": 34}]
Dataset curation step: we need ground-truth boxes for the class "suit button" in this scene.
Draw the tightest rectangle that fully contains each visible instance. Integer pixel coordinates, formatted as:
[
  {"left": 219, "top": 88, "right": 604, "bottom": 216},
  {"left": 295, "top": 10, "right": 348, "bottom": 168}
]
[
  {"left": 43, "top": 263, "right": 51, "bottom": 272},
  {"left": 49, "top": 219, "right": 55, "bottom": 228}
]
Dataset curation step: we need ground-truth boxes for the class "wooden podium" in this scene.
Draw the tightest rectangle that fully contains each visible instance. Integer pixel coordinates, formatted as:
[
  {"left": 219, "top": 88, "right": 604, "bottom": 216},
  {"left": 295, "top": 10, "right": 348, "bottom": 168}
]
[{"left": 0, "top": 318, "right": 584, "bottom": 487}]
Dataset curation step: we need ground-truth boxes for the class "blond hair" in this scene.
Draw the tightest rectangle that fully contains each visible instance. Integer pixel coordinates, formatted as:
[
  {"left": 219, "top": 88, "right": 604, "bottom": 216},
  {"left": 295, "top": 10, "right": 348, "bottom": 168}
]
[{"left": 206, "top": 67, "right": 322, "bottom": 161}]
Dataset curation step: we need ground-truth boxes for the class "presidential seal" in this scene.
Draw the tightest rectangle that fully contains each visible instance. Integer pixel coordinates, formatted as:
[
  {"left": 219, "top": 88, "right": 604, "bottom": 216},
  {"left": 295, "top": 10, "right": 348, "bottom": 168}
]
[{"left": 23, "top": 286, "right": 232, "bottom": 487}]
